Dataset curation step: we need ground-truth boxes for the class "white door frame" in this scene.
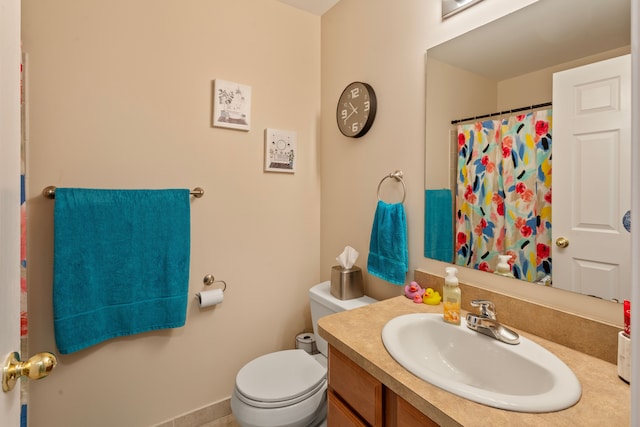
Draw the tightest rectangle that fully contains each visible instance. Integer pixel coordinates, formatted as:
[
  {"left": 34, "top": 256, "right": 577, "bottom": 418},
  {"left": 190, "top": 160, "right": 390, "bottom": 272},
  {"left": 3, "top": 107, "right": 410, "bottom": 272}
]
[
  {"left": 630, "top": 0, "right": 639, "bottom": 424},
  {"left": 1, "top": 0, "right": 23, "bottom": 424}
]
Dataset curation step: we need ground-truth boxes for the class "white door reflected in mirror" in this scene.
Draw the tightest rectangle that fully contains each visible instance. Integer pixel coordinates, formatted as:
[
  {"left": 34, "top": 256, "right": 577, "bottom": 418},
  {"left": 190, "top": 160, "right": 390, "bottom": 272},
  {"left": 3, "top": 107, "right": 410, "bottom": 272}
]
[{"left": 552, "top": 55, "right": 631, "bottom": 302}]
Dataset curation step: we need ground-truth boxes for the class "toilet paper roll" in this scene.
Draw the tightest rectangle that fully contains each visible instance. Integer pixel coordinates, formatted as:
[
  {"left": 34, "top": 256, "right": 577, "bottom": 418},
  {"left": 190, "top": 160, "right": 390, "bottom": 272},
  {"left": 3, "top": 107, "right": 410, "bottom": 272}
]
[
  {"left": 295, "top": 333, "right": 317, "bottom": 354},
  {"left": 196, "top": 288, "right": 224, "bottom": 308}
]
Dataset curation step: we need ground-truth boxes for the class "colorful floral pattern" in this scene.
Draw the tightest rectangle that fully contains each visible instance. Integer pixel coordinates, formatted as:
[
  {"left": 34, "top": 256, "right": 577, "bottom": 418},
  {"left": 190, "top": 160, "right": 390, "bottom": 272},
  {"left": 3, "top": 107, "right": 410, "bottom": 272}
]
[{"left": 455, "top": 110, "right": 552, "bottom": 283}]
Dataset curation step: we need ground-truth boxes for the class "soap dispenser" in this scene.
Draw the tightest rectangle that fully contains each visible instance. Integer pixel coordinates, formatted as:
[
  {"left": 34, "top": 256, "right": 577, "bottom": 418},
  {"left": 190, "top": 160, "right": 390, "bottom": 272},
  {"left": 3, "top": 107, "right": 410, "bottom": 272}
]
[
  {"left": 495, "top": 254, "right": 515, "bottom": 278},
  {"left": 443, "top": 267, "right": 461, "bottom": 325}
]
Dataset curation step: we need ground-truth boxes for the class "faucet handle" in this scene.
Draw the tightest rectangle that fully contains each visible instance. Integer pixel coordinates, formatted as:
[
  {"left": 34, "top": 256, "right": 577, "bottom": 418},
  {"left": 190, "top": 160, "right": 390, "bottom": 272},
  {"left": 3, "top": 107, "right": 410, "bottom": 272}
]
[{"left": 470, "top": 300, "right": 496, "bottom": 319}]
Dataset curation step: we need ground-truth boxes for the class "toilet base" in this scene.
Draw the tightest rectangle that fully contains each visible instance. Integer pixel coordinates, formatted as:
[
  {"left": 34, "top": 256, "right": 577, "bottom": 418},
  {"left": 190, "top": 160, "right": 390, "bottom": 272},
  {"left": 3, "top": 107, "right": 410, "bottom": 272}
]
[{"left": 231, "top": 388, "right": 327, "bottom": 427}]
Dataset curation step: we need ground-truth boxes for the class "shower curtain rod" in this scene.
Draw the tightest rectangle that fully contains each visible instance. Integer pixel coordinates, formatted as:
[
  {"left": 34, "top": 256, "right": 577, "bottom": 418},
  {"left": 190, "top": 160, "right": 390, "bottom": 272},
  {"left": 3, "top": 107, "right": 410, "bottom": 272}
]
[{"left": 451, "top": 101, "right": 552, "bottom": 125}]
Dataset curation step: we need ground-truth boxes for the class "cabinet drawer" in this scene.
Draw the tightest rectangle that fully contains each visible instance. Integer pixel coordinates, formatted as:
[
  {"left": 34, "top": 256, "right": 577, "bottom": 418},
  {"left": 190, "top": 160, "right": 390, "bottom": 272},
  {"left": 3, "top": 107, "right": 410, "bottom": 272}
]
[
  {"left": 328, "top": 345, "right": 383, "bottom": 426},
  {"left": 328, "top": 390, "right": 367, "bottom": 427}
]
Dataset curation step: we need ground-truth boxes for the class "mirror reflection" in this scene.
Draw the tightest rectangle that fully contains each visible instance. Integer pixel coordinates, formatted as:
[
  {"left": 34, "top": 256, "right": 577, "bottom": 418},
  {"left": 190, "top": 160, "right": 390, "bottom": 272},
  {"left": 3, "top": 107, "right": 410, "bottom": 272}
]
[{"left": 424, "top": 0, "right": 631, "bottom": 302}]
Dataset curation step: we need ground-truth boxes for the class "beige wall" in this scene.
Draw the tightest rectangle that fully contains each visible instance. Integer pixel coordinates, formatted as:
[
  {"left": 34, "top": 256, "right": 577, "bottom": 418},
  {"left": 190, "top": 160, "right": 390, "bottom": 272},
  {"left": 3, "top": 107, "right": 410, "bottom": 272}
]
[
  {"left": 497, "top": 46, "right": 631, "bottom": 109},
  {"left": 425, "top": 58, "right": 498, "bottom": 190},
  {"left": 320, "top": 0, "right": 429, "bottom": 301},
  {"left": 23, "top": 1, "right": 320, "bottom": 425},
  {"left": 320, "top": 0, "right": 535, "bottom": 302}
]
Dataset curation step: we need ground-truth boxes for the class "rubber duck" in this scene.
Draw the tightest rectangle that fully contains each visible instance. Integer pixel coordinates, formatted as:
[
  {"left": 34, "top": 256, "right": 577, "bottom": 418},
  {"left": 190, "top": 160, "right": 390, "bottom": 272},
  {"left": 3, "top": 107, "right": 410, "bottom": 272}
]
[
  {"left": 404, "top": 281, "right": 425, "bottom": 303},
  {"left": 423, "top": 288, "right": 442, "bottom": 305}
]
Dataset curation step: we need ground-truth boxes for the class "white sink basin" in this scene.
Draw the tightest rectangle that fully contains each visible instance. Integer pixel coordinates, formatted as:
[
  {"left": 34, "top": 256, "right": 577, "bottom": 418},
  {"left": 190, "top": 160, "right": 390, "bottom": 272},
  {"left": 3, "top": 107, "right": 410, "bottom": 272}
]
[{"left": 381, "top": 313, "right": 581, "bottom": 412}]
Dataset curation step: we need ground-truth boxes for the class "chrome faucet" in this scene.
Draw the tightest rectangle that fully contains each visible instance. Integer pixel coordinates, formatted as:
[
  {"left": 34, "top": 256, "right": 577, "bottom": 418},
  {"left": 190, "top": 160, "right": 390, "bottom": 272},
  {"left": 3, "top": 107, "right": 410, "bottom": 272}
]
[{"left": 465, "top": 300, "right": 520, "bottom": 345}]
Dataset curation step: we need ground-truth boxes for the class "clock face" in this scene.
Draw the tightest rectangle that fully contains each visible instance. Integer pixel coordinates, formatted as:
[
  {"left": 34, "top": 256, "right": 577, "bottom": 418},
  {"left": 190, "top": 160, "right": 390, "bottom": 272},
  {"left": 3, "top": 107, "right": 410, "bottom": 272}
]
[{"left": 336, "top": 82, "right": 377, "bottom": 138}]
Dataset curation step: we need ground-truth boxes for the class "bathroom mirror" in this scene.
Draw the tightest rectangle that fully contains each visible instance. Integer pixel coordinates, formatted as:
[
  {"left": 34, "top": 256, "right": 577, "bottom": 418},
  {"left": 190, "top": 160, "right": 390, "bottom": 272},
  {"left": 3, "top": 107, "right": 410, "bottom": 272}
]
[
  {"left": 424, "top": 0, "right": 631, "bottom": 301},
  {"left": 441, "top": 0, "right": 485, "bottom": 18}
]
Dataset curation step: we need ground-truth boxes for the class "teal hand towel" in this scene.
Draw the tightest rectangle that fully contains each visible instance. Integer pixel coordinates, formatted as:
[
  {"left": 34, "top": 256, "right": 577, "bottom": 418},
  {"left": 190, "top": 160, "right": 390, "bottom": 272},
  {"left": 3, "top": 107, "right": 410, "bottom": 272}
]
[
  {"left": 424, "top": 189, "right": 453, "bottom": 263},
  {"left": 53, "top": 188, "right": 190, "bottom": 354},
  {"left": 367, "top": 201, "right": 408, "bottom": 285}
]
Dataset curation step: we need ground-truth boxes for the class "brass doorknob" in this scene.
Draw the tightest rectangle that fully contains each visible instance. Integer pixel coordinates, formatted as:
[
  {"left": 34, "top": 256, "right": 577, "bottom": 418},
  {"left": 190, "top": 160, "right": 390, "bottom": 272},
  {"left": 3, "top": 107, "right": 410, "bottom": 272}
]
[
  {"left": 555, "top": 237, "right": 570, "bottom": 248},
  {"left": 2, "top": 351, "right": 57, "bottom": 392}
]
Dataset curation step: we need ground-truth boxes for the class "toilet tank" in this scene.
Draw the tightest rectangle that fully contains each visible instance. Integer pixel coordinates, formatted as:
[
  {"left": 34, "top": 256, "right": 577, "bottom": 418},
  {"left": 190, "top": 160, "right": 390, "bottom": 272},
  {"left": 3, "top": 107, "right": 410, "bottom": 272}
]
[{"left": 309, "top": 281, "right": 377, "bottom": 356}]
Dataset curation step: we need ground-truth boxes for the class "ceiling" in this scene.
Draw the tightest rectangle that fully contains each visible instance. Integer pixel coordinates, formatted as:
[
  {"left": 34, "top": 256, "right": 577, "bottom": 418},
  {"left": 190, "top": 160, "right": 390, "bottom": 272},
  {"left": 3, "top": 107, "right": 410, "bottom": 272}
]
[
  {"left": 428, "top": 0, "right": 631, "bottom": 81},
  {"left": 276, "top": 0, "right": 630, "bottom": 80},
  {"left": 276, "top": 0, "right": 341, "bottom": 16}
]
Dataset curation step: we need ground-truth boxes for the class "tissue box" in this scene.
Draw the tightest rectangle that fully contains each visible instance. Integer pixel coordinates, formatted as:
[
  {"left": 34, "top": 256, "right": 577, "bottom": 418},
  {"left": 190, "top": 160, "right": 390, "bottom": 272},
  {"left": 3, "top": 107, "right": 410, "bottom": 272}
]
[{"left": 330, "top": 266, "right": 364, "bottom": 300}]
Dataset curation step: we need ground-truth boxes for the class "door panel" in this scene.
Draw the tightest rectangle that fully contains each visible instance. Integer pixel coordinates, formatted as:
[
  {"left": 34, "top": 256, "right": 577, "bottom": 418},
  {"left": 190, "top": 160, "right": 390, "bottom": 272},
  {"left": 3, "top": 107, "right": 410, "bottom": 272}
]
[{"left": 552, "top": 54, "right": 631, "bottom": 301}]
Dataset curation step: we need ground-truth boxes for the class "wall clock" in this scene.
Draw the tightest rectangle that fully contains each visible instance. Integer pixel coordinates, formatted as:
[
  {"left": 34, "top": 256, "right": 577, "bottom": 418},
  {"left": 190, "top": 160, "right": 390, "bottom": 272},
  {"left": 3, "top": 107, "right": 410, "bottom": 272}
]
[{"left": 336, "top": 81, "right": 377, "bottom": 138}]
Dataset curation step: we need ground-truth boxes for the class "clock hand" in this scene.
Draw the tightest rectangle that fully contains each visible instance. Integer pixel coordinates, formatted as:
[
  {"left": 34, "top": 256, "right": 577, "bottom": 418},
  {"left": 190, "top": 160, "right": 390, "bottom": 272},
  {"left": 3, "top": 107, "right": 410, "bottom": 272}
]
[
  {"left": 348, "top": 102, "right": 359, "bottom": 114},
  {"left": 344, "top": 109, "right": 356, "bottom": 122}
]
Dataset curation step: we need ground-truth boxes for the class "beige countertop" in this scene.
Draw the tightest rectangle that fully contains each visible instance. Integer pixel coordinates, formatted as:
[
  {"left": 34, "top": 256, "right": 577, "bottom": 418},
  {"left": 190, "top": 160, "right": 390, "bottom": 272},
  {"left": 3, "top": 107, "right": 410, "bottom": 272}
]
[{"left": 318, "top": 296, "right": 630, "bottom": 426}]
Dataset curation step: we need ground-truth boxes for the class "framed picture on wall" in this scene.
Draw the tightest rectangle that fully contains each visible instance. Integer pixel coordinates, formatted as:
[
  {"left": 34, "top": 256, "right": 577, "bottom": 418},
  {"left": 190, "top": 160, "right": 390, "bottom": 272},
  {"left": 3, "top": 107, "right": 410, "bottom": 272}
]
[
  {"left": 264, "top": 128, "right": 296, "bottom": 173},
  {"left": 212, "top": 79, "right": 252, "bottom": 131}
]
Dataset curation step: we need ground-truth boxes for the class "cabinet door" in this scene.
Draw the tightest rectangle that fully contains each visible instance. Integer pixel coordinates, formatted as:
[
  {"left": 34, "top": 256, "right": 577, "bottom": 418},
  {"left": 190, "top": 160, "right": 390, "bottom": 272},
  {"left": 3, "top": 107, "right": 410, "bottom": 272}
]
[
  {"left": 328, "top": 345, "right": 383, "bottom": 426},
  {"left": 385, "top": 389, "right": 440, "bottom": 427},
  {"left": 396, "top": 396, "right": 439, "bottom": 427},
  {"left": 328, "top": 390, "right": 367, "bottom": 427}
]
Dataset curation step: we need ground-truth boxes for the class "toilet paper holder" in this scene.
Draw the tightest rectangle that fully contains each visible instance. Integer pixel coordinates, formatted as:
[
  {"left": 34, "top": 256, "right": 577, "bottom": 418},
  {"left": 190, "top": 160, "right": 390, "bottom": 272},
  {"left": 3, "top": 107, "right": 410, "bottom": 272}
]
[{"left": 203, "top": 274, "right": 227, "bottom": 292}]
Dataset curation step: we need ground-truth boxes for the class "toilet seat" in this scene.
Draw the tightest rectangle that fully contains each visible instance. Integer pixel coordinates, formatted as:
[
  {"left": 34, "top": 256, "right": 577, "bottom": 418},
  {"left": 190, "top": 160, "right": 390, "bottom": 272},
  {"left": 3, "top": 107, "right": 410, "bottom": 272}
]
[{"left": 234, "top": 349, "right": 326, "bottom": 409}]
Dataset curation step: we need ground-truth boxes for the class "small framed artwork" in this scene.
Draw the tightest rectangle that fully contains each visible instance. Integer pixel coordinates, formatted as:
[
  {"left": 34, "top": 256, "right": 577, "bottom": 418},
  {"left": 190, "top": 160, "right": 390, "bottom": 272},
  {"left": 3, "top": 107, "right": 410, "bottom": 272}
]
[
  {"left": 264, "top": 128, "right": 297, "bottom": 173},
  {"left": 212, "top": 79, "right": 251, "bottom": 131}
]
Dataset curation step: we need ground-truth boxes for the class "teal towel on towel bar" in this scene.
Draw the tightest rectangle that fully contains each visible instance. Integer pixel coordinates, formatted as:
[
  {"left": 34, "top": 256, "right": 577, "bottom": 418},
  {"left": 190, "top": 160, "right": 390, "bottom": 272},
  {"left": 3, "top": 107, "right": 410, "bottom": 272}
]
[
  {"left": 367, "top": 201, "right": 408, "bottom": 285},
  {"left": 53, "top": 188, "right": 191, "bottom": 354},
  {"left": 424, "top": 189, "right": 453, "bottom": 262}
]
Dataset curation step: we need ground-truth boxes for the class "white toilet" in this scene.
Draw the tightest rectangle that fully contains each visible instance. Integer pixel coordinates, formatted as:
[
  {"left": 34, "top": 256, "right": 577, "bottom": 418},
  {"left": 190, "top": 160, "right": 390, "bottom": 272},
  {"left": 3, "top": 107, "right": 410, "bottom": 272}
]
[{"left": 230, "top": 281, "right": 377, "bottom": 427}]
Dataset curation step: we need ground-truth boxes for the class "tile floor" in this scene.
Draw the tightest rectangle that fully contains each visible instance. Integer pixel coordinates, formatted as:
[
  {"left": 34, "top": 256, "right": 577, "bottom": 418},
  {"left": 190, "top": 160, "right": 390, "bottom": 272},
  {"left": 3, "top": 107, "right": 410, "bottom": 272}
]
[{"left": 200, "top": 414, "right": 240, "bottom": 427}]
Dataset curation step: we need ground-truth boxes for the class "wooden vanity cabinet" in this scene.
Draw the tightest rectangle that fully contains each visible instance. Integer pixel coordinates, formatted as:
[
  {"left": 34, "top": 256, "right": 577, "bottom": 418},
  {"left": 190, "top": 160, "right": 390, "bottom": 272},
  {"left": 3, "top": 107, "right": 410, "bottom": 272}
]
[
  {"left": 327, "top": 345, "right": 438, "bottom": 427},
  {"left": 328, "top": 390, "right": 368, "bottom": 427},
  {"left": 328, "top": 345, "right": 383, "bottom": 426},
  {"left": 384, "top": 390, "right": 439, "bottom": 427}
]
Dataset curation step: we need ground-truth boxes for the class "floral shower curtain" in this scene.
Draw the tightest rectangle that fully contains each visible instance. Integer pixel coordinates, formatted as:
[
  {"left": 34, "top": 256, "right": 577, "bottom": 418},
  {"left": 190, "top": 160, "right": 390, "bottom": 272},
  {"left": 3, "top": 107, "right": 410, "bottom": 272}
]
[{"left": 454, "top": 110, "right": 552, "bottom": 283}]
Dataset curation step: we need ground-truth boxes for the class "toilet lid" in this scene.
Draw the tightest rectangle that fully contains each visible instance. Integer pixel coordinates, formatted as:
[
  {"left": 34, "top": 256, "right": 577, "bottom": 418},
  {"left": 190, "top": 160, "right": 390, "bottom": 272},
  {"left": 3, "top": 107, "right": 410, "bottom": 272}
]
[{"left": 236, "top": 349, "right": 326, "bottom": 404}]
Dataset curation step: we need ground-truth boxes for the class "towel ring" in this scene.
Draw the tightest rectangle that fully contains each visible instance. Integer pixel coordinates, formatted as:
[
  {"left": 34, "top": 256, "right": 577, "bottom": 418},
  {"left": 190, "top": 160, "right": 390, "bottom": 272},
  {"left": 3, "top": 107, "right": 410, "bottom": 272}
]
[{"left": 377, "top": 170, "right": 406, "bottom": 204}]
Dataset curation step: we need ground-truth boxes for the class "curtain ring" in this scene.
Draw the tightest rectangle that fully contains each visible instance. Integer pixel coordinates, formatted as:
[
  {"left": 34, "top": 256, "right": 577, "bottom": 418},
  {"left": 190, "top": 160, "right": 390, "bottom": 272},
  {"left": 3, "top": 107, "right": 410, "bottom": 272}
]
[{"left": 377, "top": 170, "right": 406, "bottom": 204}]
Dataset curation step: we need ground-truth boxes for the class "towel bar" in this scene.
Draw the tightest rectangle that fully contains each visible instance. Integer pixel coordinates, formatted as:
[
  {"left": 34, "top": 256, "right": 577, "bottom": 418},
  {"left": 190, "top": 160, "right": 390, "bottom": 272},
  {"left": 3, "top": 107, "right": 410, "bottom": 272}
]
[
  {"left": 377, "top": 171, "right": 406, "bottom": 204},
  {"left": 42, "top": 186, "right": 205, "bottom": 199}
]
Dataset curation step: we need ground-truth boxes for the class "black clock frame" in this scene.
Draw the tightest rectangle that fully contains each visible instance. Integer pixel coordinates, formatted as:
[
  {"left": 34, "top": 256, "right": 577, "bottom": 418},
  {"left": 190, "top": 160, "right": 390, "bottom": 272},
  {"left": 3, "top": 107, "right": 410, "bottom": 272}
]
[{"left": 336, "top": 81, "right": 377, "bottom": 138}]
